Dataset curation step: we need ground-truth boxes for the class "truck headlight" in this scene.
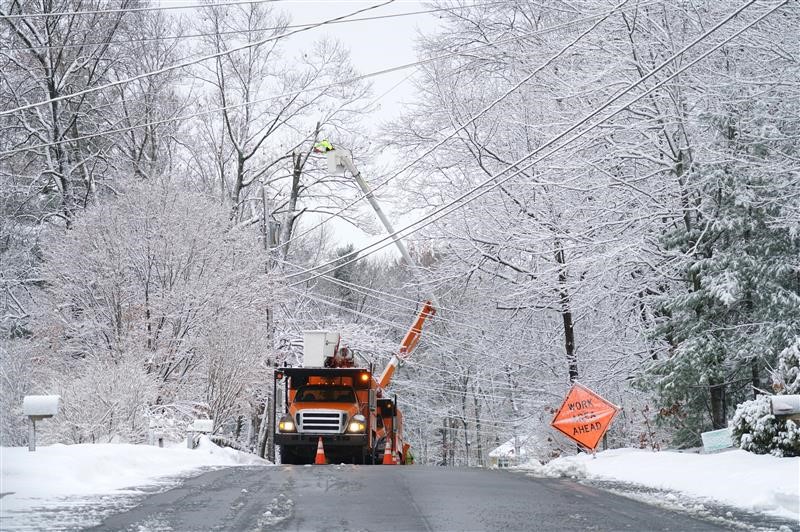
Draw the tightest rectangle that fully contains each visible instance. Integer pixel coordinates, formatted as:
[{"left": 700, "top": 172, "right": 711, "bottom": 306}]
[
  {"left": 347, "top": 414, "right": 366, "bottom": 433},
  {"left": 278, "top": 415, "right": 296, "bottom": 433}
]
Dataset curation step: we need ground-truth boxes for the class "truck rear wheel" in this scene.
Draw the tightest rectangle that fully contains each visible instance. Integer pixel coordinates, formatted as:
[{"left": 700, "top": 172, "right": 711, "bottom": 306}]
[{"left": 352, "top": 451, "right": 367, "bottom": 465}]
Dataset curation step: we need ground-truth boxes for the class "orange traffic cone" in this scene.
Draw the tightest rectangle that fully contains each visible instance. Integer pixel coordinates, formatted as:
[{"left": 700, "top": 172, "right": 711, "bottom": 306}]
[
  {"left": 314, "top": 437, "right": 326, "bottom": 465},
  {"left": 382, "top": 439, "right": 394, "bottom": 465}
]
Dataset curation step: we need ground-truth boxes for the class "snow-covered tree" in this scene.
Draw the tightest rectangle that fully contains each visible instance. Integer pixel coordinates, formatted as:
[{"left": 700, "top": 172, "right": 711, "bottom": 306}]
[
  {"left": 773, "top": 338, "right": 800, "bottom": 395},
  {"left": 0, "top": 342, "right": 35, "bottom": 445},
  {"left": 33, "top": 179, "right": 277, "bottom": 443},
  {"left": 0, "top": 0, "right": 142, "bottom": 220},
  {"left": 645, "top": 25, "right": 800, "bottom": 442},
  {"left": 385, "top": 0, "right": 800, "bottom": 456}
]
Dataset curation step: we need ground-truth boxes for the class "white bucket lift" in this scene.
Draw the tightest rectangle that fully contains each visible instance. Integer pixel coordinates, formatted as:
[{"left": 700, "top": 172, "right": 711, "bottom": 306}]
[
  {"left": 303, "top": 331, "right": 340, "bottom": 367},
  {"left": 326, "top": 149, "right": 350, "bottom": 175}
]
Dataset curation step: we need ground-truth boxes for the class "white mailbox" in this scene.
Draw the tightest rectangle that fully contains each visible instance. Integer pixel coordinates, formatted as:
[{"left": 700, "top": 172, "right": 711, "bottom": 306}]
[
  {"left": 23, "top": 394, "right": 61, "bottom": 452},
  {"left": 770, "top": 395, "right": 800, "bottom": 417},
  {"left": 23, "top": 395, "right": 61, "bottom": 418}
]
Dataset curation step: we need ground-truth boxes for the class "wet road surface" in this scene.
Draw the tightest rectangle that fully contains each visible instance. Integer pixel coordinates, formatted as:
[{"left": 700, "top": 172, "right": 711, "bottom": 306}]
[{"left": 90, "top": 464, "right": 731, "bottom": 531}]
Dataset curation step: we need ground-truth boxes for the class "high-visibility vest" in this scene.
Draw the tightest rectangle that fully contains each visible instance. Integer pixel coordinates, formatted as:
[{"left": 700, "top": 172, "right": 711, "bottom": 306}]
[
  {"left": 315, "top": 139, "right": 334, "bottom": 152},
  {"left": 403, "top": 443, "right": 414, "bottom": 464}
]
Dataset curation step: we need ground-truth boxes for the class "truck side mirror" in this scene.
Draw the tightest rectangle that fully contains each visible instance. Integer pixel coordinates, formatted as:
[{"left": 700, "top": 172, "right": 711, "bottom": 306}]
[{"left": 369, "top": 389, "right": 377, "bottom": 412}]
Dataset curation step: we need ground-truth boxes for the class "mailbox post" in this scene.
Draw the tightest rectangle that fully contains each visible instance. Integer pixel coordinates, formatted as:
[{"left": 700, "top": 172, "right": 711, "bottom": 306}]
[{"left": 22, "top": 395, "right": 61, "bottom": 452}]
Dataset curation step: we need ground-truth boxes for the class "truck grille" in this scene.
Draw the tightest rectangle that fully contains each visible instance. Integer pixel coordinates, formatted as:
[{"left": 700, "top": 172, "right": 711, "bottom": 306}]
[{"left": 297, "top": 410, "right": 346, "bottom": 434}]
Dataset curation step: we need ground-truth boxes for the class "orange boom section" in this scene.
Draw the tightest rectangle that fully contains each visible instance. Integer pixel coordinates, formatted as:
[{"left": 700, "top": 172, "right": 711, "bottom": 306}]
[{"left": 378, "top": 301, "right": 435, "bottom": 389}]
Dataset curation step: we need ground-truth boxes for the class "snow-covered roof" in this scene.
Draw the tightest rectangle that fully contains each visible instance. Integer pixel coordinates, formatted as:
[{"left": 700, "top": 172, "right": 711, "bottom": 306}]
[{"left": 489, "top": 438, "right": 528, "bottom": 458}]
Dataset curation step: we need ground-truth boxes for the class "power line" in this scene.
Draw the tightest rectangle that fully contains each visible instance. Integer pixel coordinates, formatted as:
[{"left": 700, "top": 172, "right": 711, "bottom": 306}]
[
  {"left": 397, "top": 382, "right": 519, "bottom": 403},
  {"left": 273, "top": 250, "right": 481, "bottom": 318},
  {"left": 284, "top": 285, "right": 474, "bottom": 354},
  {"left": 276, "top": 257, "right": 562, "bottom": 383},
  {"left": 300, "top": 277, "right": 489, "bottom": 338},
  {"left": 279, "top": 250, "right": 558, "bottom": 354},
  {"left": 287, "top": 267, "right": 541, "bottom": 366},
  {"left": 279, "top": 294, "right": 525, "bottom": 391},
  {"left": 269, "top": 0, "right": 666, "bottom": 253},
  {"left": 5, "top": 2, "right": 505, "bottom": 52},
  {"left": 305, "top": 269, "right": 477, "bottom": 320},
  {"left": 399, "top": 396, "right": 546, "bottom": 427},
  {"left": 0, "top": 0, "right": 282, "bottom": 19},
  {"left": 284, "top": 284, "right": 554, "bottom": 374},
  {"left": 283, "top": 0, "right": 782, "bottom": 286},
  {"left": 0, "top": 1, "right": 662, "bottom": 158},
  {"left": 273, "top": 253, "right": 546, "bottom": 356},
  {"left": 0, "top": 0, "right": 395, "bottom": 118},
  {"left": 395, "top": 378, "right": 555, "bottom": 403}
]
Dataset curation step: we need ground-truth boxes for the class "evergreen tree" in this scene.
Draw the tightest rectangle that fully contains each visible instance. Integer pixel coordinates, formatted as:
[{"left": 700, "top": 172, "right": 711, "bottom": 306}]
[
  {"left": 648, "top": 87, "right": 800, "bottom": 445},
  {"left": 330, "top": 244, "right": 360, "bottom": 314},
  {"left": 773, "top": 338, "right": 800, "bottom": 395}
]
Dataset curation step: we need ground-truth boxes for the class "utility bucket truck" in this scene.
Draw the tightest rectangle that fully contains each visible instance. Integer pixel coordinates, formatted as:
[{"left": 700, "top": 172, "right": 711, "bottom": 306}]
[
  {"left": 275, "top": 301, "right": 435, "bottom": 465},
  {"left": 275, "top": 140, "right": 438, "bottom": 464}
]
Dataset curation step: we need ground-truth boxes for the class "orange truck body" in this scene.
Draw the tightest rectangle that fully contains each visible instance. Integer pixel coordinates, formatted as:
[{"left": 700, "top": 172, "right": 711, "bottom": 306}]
[{"left": 274, "top": 367, "right": 404, "bottom": 464}]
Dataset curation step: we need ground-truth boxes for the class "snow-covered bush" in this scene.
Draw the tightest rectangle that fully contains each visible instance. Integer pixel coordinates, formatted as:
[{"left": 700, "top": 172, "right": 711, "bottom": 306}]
[
  {"left": 0, "top": 342, "right": 34, "bottom": 446},
  {"left": 43, "top": 353, "right": 158, "bottom": 444},
  {"left": 144, "top": 401, "right": 211, "bottom": 444},
  {"left": 730, "top": 395, "right": 800, "bottom": 457}
]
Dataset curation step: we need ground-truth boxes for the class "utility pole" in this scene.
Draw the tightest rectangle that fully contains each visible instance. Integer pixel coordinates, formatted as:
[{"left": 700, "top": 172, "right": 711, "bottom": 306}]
[
  {"left": 260, "top": 184, "right": 276, "bottom": 460},
  {"left": 269, "top": 362, "right": 279, "bottom": 462},
  {"left": 261, "top": 185, "right": 269, "bottom": 252}
]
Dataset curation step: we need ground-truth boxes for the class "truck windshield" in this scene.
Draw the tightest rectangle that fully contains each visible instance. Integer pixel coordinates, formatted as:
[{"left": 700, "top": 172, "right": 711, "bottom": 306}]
[{"left": 295, "top": 386, "right": 356, "bottom": 403}]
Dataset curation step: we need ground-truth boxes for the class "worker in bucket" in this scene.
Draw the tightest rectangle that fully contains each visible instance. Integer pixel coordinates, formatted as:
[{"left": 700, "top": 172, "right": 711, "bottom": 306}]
[{"left": 313, "top": 139, "right": 334, "bottom": 153}]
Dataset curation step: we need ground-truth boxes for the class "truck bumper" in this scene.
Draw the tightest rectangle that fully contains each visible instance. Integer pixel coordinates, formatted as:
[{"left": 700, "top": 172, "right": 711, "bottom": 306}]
[{"left": 275, "top": 433, "right": 368, "bottom": 447}]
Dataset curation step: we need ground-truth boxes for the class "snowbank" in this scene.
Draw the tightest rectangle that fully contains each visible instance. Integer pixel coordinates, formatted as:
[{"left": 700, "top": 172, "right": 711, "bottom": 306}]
[
  {"left": 0, "top": 436, "right": 268, "bottom": 515},
  {"left": 517, "top": 448, "right": 799, "bottom": 521}
]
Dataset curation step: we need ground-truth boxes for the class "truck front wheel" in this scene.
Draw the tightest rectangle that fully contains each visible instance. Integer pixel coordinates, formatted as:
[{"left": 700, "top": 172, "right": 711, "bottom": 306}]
[{"left": 279, "top": 448, "right": 301, "bottom": 465}]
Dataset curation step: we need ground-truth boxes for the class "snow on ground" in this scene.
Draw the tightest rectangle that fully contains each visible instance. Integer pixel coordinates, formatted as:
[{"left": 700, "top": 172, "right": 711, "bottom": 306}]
[
  {"left": 0, "top": 437, "right": 268, "bottom": 529},
  {"left": 517, "top": 448, "right": 800, "bottom": 523}
]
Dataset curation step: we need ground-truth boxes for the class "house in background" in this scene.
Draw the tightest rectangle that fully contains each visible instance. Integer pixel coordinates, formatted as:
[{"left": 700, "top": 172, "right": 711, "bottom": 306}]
[{"left": 489, "top": 437, "right": 529, "bottom": 468}]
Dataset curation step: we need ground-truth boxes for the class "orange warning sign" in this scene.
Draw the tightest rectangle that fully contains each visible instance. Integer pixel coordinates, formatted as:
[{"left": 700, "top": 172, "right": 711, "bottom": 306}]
[{"left": 550, "top": 382, "right": 619, "bottom": 451}]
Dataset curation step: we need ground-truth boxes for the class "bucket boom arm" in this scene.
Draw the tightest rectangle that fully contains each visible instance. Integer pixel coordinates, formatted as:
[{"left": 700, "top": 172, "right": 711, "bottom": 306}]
[
  {"left": 320, "top": 143, "right": 438, "bottom": 390},
  {"left": 378, "top": 300, "right": 436, "bottom": 389}
]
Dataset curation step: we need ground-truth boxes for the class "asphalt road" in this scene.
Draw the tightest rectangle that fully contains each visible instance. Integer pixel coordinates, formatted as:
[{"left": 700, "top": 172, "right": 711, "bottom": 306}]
[{"left": 90, "top": 465, "right": 728, "bottom": 531}]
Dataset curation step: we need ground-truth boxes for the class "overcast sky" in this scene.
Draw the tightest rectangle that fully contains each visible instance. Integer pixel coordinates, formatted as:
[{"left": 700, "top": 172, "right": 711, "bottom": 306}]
[
  {"left": 280, "top": 1, "right": 437, "bottom": 126},
  {"left": 161, "top": 0, "right": 438, "bottom": 252},
  {"left": 275, "top": 1, "right": 438, "bottom": 253},
  {"left": 163, "top": 0, "right": 438, "bottom": 125}
]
